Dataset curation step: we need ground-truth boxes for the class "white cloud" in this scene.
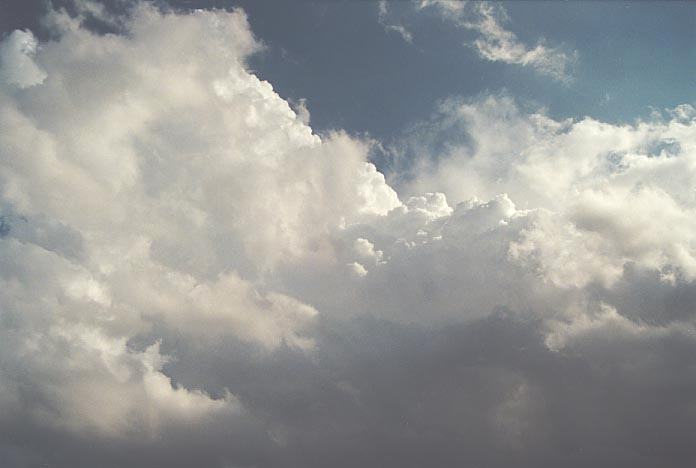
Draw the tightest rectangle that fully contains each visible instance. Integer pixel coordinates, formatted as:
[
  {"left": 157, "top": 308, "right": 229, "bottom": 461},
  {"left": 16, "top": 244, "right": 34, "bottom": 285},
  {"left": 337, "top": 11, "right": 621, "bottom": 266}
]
[
  {"left": 0, "top": 2, "right": 398, "bottom": 441},
  {"left": 0, "top": 237, "right": 239, "bottom": 438},
  {"left": 354, "top": 236, "right": 384, "bottom": 263},
  {"left": 419, "top": 1, "right": 576, "bottom": 81},
  {"left": 397, "top": 94, "right": 696, "bottom": 291},
  {"left": 377, "top": 1, "right": 413, "bottom": 43},
  {"left": 0, "top": 30, "right": 46, "bottom": 88},
  {"left": 347, "top": 261, "right": 368, "bottom": 278}
]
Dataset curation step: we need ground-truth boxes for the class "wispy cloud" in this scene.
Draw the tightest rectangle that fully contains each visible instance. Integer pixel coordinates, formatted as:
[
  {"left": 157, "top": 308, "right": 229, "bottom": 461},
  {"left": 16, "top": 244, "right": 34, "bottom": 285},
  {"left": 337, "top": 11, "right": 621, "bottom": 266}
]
[
  {"left": 377, "top": 1, "right": 413, "bottom": 43},
  {"left": 420, "top": 1, "right": 577, "bottom": 82}
]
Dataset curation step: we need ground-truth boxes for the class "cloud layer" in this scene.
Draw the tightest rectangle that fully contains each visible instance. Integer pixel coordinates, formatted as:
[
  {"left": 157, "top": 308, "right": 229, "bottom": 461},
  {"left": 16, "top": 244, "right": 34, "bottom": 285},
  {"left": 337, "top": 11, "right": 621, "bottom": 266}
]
[{"left": 0, "top": 3, "right": 695, "bottom": 467}]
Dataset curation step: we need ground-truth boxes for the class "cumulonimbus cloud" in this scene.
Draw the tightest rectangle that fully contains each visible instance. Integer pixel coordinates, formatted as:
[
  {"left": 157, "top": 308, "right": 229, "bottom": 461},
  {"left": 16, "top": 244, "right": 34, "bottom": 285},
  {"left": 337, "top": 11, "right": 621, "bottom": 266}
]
[
  {"left": 0, "top": 2, "right": 695, "bottom": 467},
  {"left": 0, "top": 0, "right": 398, "bottom": 445}
]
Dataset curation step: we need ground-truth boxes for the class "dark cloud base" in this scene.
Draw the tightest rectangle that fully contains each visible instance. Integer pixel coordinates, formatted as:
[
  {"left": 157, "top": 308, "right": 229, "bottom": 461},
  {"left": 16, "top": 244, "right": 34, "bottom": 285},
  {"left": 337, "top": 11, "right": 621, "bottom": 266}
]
[{"left": 3, "top": 313, "right": 695, "bottom": 468}]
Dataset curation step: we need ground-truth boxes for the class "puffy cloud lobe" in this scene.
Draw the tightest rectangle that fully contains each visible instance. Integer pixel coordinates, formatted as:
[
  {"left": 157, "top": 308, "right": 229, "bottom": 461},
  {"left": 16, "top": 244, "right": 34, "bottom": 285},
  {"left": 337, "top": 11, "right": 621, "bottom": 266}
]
[
  {"left": 400, "top": 94, "right": 696, "bottom": 290},
  {"left": 0, "top": 29, "right": 46, "bottom": 88},
  {"left": 0, "top": 237, "right": 239, "bottom": 439}
]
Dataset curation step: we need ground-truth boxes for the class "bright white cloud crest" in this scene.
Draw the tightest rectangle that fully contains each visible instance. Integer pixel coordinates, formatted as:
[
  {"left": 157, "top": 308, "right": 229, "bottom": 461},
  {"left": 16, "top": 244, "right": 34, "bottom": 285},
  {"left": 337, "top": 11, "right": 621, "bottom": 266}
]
[
  {"left": 402, "top": 95, "right": 696, "bottom": 289},
  {"left": 0, "top": 3, "right": 695, "bottom": 466},
  {"left": 0, "top": 29, "right": 47, "bottom": 88}
]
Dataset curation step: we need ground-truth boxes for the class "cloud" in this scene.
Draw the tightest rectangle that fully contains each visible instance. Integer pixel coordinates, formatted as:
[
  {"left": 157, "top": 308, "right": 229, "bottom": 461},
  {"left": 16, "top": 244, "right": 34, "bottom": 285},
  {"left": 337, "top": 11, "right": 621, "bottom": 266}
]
[
  {"left": 0, "top": 2, "right": 695, "bottom": 467},
  {"left": 0, "top": 29, "right": 46, "bottom": 88},
  {"left": 397, "top": 93, "right": 696, "bottom": 290},
  {"left": 419, "top": 1, "right": 576, "bottom": 81},
  {"left": 0, "top": 2, "right": 397, "bottom": 459},
  {"left": 377, "top": 1, "right": 413, "bottom": 43}
]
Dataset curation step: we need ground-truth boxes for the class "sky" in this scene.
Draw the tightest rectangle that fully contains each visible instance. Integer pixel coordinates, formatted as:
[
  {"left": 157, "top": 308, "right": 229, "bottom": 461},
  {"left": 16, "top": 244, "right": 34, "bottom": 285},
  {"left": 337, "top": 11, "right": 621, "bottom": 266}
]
[{"left": 0, "top": 1, "right": 695, "bottom": 467}]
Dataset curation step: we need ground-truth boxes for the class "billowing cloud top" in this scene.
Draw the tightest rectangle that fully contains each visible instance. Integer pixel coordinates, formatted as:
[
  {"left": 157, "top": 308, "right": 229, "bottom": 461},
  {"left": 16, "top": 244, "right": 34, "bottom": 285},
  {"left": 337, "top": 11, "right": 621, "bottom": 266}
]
[{"left": 0, "top": 3, "right": 695, "bottom": 468}]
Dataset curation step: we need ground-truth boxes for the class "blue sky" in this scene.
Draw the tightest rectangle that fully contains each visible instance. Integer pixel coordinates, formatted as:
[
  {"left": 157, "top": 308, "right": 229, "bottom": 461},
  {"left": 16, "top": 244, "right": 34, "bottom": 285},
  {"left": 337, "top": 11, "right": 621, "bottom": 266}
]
[
  {"left": 221, "top": 1, "right": 696, "bottom": 140},
  {"left": 3, "top": 1, "right": 693, "bottom": 140}
]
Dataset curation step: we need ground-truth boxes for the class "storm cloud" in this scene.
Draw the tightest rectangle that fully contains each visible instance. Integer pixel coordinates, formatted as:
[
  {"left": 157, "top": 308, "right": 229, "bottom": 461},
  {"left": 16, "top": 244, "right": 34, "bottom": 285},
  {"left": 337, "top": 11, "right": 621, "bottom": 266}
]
[{"left": 0, "top": 2, "right": 695, "bottom": 467}]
